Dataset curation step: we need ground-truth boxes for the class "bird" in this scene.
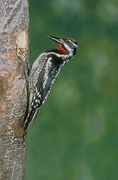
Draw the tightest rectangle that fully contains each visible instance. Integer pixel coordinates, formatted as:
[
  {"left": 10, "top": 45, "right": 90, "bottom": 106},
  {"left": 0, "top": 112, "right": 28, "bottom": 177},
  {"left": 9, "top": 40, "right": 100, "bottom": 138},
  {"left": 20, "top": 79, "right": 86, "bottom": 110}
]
[{"left": 23, "top": 35, "right": 78, "bottom": 130}]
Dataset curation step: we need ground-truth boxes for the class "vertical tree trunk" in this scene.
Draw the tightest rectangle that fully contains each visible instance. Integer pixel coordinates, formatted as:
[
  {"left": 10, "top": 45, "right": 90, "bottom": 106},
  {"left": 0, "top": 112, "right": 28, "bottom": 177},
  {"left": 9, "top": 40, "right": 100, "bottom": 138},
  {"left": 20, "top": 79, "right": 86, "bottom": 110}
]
[{"left": 0, "top": 0, "right": 29, "bottom": 179}]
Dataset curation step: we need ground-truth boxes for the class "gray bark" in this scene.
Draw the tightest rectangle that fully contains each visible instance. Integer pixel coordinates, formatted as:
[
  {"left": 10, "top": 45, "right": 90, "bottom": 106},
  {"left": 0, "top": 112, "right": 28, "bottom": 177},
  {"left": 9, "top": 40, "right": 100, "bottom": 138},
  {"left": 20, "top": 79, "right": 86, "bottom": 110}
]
[{"left": 0, "top": 0, "right": 29, "bottom": 179}]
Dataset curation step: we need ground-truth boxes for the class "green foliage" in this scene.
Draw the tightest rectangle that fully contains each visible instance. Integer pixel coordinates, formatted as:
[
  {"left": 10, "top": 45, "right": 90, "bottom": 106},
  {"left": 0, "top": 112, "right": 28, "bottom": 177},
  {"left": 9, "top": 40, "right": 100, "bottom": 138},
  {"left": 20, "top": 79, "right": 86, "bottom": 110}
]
[{"left": 26, "top": 0, "right": 118, "bottom": 179}]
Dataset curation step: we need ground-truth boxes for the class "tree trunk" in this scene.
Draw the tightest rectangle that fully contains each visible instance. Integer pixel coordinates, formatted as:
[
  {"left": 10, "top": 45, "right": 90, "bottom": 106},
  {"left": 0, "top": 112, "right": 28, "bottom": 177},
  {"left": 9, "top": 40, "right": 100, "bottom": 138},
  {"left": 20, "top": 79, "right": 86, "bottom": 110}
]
[{"left": 0, "top": 0, "right": 29, "bottom": 179}]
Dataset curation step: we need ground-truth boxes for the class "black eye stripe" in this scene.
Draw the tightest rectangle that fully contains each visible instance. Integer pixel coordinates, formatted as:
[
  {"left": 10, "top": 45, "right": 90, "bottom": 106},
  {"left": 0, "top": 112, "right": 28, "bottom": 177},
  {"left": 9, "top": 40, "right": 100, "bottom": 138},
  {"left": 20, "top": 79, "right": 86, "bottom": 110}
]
[
  {"left": 64, "top": 40, "right": 78, "bottom": 50},
  {"left": 74, "top": 41, "right": 78, "bottom": 45}
]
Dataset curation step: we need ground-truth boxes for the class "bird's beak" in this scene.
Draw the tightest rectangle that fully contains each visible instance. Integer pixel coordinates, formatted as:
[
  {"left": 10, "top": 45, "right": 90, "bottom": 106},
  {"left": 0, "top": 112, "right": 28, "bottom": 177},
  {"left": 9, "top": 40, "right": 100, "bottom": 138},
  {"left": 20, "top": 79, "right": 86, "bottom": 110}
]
[{"left": 48, "top": 35, "right": 64, "bottom": 45}]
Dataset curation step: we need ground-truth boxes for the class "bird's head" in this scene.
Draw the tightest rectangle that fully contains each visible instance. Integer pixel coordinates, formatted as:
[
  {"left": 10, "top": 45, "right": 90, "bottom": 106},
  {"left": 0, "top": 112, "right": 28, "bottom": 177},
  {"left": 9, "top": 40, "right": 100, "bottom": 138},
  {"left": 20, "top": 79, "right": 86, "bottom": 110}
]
[{"left": 48, "top": 35, "right": 78, "bottom": 59}]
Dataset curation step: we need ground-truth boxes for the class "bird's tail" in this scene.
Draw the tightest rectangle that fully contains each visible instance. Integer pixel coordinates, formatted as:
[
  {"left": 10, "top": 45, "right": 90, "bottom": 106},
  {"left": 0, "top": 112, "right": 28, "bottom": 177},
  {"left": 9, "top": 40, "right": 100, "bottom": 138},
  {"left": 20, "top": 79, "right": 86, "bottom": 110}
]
[{"left": 24, "top": 107, "right": 39, "bottom": 130}]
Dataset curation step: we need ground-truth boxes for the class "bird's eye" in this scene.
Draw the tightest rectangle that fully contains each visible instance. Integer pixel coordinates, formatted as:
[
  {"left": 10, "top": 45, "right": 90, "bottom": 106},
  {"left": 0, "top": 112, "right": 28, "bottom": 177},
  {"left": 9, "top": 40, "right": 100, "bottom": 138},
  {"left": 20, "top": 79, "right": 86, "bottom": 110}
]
[{"left": 65, "top": 39, "right": 70, "bottom": 44}]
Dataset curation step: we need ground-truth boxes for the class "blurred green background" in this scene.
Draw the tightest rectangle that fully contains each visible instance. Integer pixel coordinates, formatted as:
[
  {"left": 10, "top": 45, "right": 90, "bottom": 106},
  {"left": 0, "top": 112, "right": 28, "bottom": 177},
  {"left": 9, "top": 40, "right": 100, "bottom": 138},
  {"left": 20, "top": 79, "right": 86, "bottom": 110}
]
[{"left": 25, "top": 0, "right": 118, "bottom": 180}]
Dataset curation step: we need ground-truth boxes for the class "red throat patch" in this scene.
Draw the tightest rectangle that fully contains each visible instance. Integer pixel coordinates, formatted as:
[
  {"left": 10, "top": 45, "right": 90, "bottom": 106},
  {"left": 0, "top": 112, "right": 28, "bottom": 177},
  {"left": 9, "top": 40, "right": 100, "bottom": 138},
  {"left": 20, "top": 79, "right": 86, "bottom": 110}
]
[{"left": 57, "top": 44, "right": 69, "bottom": 54}]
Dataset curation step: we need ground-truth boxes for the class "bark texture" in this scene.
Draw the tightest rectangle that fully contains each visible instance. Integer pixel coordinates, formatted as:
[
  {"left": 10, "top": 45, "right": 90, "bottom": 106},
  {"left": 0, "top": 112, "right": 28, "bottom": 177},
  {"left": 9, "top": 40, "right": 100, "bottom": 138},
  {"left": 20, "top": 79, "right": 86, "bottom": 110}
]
[{"left": 0, "top": 0, "right": 29, "bottom": 179}]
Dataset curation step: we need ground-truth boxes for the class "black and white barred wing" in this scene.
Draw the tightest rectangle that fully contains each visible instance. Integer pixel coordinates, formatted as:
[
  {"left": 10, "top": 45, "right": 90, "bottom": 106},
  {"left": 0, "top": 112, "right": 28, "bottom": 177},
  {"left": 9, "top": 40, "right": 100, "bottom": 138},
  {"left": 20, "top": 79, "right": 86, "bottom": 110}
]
[{"left": 24, "top": 53, "right": 64, "bottom": 130}]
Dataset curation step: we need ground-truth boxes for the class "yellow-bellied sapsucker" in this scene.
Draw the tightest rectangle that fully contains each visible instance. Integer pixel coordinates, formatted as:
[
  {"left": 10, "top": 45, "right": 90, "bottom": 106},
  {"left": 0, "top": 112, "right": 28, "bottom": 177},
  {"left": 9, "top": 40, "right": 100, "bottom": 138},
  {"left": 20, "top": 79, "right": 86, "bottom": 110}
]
[{"left": 24, "top": 35, "right": 78, "bottom": 130}]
